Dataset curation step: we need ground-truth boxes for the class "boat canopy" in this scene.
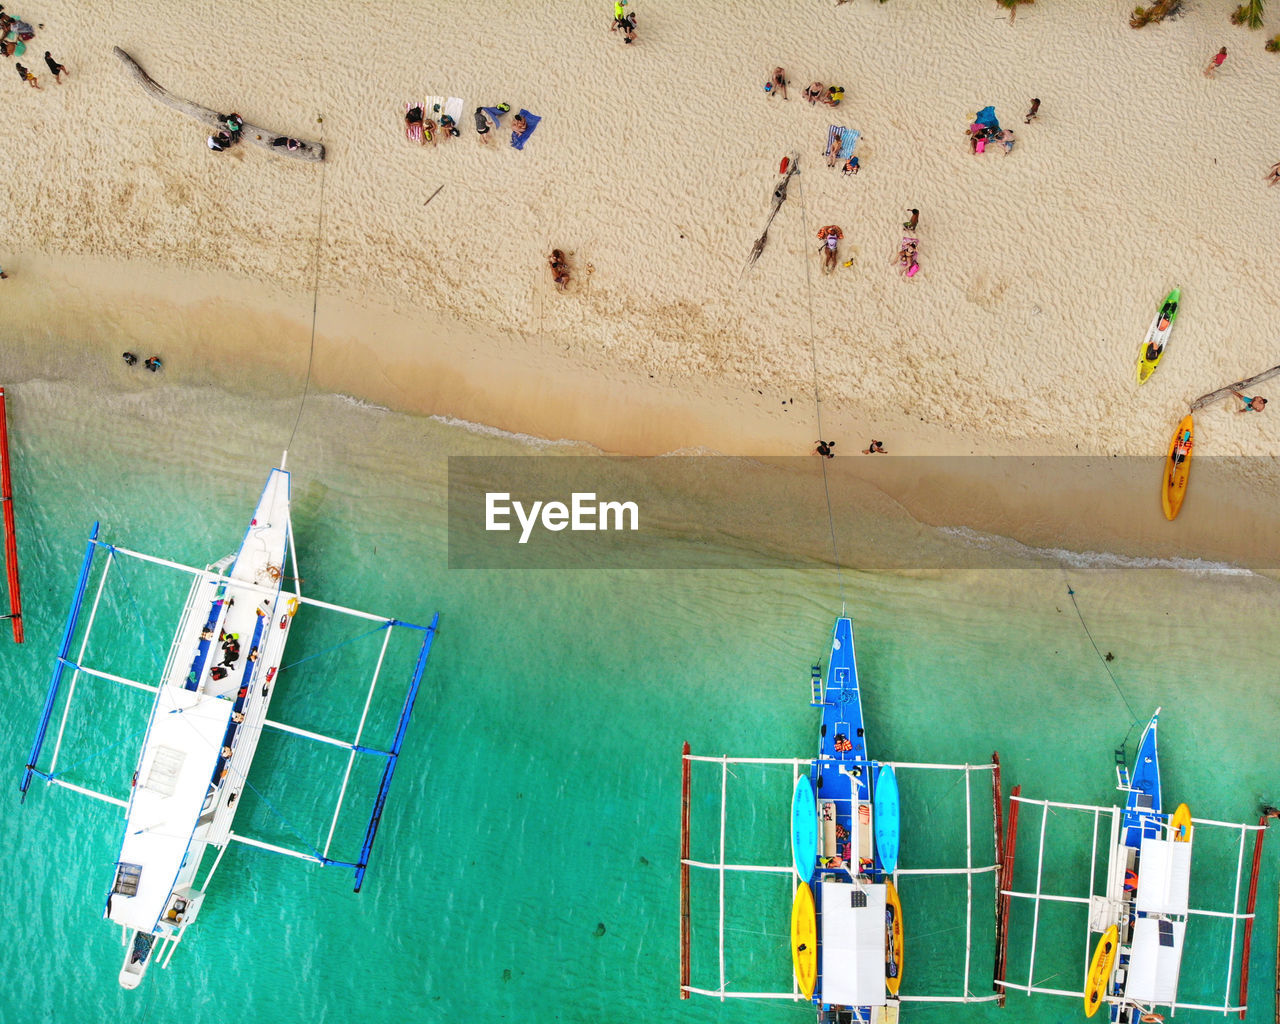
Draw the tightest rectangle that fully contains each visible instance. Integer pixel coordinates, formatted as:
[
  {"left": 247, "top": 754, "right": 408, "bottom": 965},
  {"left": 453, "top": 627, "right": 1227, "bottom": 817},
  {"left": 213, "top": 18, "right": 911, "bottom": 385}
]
[
  {"left": 1135, "top": 836, "right": 1192, "bottom": 915},
  {"left": 108, "top": 687, "right": 233, "bottom": 932},
  {"left": 819, "top": 880, "right": 887, "bottom": 1007},
  {"left": 1125, "top": 916, "right": 1186, "bottom": 1004}
]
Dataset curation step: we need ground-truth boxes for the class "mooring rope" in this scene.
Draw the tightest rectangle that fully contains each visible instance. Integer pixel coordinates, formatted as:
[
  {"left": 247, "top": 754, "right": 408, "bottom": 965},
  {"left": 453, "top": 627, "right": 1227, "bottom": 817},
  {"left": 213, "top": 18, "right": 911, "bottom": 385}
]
[
  {"left": 1065, "top": 583, "right": 1140, "bottom": 743},
  {"left": 793, "top": 161, "right": 846, "bottom": 611},
  {"left": 285, "top": 124, "right": 327, "bottom": 453}
]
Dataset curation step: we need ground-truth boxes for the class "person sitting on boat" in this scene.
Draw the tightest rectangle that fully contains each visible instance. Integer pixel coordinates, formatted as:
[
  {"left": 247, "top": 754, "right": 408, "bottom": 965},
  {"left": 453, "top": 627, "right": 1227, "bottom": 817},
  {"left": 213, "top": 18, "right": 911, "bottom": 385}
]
[
  {"left": 248, "top": 645, "right": 259, "bottom": 662},
  {"left": 1145, "top": 340, "right": 1163, "bottom": 362},
  {"left": 1171, "top": 432, "right": 1191, "bottom": 464},
  {"left": 220, "top": 745, "right": 233, "bottom": 760}
]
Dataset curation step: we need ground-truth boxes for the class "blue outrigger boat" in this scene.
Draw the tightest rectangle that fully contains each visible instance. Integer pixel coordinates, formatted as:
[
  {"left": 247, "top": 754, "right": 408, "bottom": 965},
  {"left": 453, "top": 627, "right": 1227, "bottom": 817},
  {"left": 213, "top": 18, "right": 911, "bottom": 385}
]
[
  {"left": 1118, "top": 708, "right": 1162, "bottom": 850},
  {"left": 795, "top": 616, "right": 902, "bottom": 1024}
]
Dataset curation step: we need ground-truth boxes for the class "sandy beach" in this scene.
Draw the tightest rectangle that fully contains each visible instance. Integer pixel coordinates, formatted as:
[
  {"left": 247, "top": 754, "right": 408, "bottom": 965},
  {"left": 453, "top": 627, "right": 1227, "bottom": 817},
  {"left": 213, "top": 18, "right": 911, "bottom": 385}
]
[{"left": 2, "top": 0, "right": 1279, "bottom": 549}]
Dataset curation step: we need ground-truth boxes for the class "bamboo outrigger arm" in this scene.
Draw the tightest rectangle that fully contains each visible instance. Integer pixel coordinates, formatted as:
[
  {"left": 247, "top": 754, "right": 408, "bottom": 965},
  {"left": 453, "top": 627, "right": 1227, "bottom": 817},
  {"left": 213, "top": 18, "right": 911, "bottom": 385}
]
[{"left": 113, "top": 47, "right": 324, "bottom": 162}]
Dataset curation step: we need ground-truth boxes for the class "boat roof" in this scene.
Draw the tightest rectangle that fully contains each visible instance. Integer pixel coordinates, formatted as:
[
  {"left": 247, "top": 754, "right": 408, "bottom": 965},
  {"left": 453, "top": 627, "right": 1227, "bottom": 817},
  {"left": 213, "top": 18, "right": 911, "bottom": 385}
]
[
  {"left": 108, "top": 687, "right": 233, "bottom": 932},
  {"left": 1135, "top": 835, "right": 1192, "bottom": 915},
  {"left": 1125, "top": 916, "right": 1185, "bottom": 1005},
  {"left": 818, "top": 879, "right": 886, "bottom": 1007}
]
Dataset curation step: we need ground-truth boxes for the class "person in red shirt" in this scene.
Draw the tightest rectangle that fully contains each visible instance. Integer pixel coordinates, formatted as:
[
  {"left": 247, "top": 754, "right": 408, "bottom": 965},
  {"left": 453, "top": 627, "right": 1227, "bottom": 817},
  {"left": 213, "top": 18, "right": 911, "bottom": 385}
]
[{"left": 1204, "top": 46, "right": 1227, "bottom": 77}]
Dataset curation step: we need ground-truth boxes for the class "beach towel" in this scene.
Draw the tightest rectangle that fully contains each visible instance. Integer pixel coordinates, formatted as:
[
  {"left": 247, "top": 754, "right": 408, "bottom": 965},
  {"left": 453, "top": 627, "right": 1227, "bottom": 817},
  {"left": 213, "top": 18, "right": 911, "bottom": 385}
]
[
  {"left": 973, "top": 105, "right": 1000, "bottom": 131},
  {"left": 510, "top": 108, "right": 541, "bottom": 151},
  {"left": 425, "top": 95, "right": 445, "bottom": 121},
  {"left": 825, "top": 124, "right": 844, "bottom": 158},
  {"left": 443, "top": 96, "right": 464, "bottom": 125},
  {"left": 482, "top": 105, "right": 509, "bottom": 127},
  {"left": 405, "top": 102, "right": 424, "bottom": 144},
  {"left": 838, "top": 128, "right": 861, "bottom": 161}
]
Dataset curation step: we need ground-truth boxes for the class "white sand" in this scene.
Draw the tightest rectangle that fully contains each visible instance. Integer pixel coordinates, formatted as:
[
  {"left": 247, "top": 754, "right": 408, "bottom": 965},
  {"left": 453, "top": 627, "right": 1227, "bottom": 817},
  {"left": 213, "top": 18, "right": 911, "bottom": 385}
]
[{"left": 2, "top": 0, "right": 1279, "bottom": 468}]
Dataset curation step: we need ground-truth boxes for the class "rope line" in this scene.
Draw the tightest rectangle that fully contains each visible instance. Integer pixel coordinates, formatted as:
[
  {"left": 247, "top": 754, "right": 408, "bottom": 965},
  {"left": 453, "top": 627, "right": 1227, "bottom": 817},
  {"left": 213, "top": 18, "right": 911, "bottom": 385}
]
[
  {"left": 286, "top": 125, "right": 328, "bottom": 453},
  {"left": 47, "top": 725, "right": 151, "bottom": 781},
  {"left": 279, "top": 620, "right": 389, "bottom": 672},
  {"left": 1065, "top": 583, "right": 1139, "bottom": 732},
  {"left": 793, "top": 161, "right": 846, "bottom": 610},
  {"left": 106, "top": 546, "right": 167, "bottom": 670}
]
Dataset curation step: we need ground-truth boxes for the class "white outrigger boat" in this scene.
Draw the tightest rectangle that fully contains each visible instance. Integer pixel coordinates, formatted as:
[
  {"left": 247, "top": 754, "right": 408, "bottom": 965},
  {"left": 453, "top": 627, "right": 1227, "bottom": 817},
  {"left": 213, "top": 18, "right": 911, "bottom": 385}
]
[
  {"left": 680, "top": 614, "right": 1004, "bottom": 1022},
  {"left": 996, "top": 709, "right": 1266, "bottom": 1021},
  {"left": 20, "top": 455, "right": 439, "bottom": 988}
]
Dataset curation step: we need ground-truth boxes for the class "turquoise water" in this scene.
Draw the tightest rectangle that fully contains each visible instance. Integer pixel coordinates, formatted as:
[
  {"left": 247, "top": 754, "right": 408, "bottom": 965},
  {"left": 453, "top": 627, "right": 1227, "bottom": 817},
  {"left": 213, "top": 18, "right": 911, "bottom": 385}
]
[{"left": 1, "top": 379, "right": 1277, "bottom": 1023}]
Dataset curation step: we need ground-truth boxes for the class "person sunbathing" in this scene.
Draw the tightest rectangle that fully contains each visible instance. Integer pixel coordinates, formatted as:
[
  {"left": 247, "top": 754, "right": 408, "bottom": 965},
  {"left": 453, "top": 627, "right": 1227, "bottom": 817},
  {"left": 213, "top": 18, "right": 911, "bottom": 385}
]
[
  {"left": 803, "top": 81, "right": 824, "bottom": 104},
  {"left": 512, "top": 113, "right": 529, "bottom": 134},
  {"left": 548, "top": 249, "right": 571, "bottom": 290}
]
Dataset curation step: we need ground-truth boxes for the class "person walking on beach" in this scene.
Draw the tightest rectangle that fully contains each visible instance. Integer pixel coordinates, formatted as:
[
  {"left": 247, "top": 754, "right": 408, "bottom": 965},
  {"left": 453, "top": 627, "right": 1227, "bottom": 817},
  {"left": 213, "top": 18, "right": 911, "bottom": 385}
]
[
  {"left": 144, "top": 356, "right": 163, "bottom": 372},
  {"left": 862, "top": 441, "right": 886, "bottom": 454},
  {"left": 1024, "top": 98, "right": 1040, "bottom": 124},
  {"left": 43, "top": 51, "right": 67, "bottom": 84},
  {"left": 903, "top": 209, "right": 919, "bottom": 231},
  {"left": 814, "top": 440, "right": 836, "bottom": 458},
  {"left": 473, "top": 107, "right": 492, "bottom": 143},
  {"left": 767, "top": 67, "right": 788, "bottom": 99},
  {"left": 1204, "top": 47, "right": 1227, "bottom": 77},
  {"left": 15, "top": 63, "right": 39, "bottom": 89},
  {"left": 122, "top": 352, "right": 138, "bottom": 366},
  {"left": 1231, "top": 390, "right": 1266, "bottom": 413},
  {"left": 0, "top": 267, "right": 8, "bottom": 280}
]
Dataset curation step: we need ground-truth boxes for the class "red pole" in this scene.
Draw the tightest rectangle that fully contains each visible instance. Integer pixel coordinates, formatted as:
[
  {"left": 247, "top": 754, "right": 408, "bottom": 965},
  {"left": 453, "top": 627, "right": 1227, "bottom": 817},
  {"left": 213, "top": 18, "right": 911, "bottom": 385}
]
[
  {"left": 994, "top": 783, "right": 1021, "bottom": 1006},
  {"left": 1239, "top": 815, "right": 1271, "bottom": 1018},
  {"left": 680, "top": 742, "right": 691, "bottom": 998},
  {"left": 0, "top": 386, "right": 23, "bottom": 644}
]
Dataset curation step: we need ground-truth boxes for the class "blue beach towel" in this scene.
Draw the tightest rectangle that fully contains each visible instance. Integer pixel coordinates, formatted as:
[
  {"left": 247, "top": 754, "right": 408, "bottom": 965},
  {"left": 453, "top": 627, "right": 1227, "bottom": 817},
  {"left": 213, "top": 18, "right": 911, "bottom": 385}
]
[
  {"left": 511, "top": 109, "right": 541, "bottom": 151},
  {"left": 838, "top": 128, "right": 861, "bottom": 161},
  {"left": 482, "top": 106, "right": 508, "bottom": 126},
  {"left": 973, "top": 105, "right": 1000, "bottom": 131}
]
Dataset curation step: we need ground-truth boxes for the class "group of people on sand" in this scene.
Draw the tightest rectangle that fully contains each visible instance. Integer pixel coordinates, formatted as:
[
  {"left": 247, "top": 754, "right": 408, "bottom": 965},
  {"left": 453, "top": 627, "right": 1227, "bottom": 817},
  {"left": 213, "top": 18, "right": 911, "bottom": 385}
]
[
  {"left": 405, "top": 102, "right": 528, "bottom": 146},
  {"left": 610, "top": 1, "right": 637, "bottom": 43},
  {"left": 122, "top": 352, "right": 163, "bottom": 372},
  {"left": 764, "top": 67, "right": 844, "bottom": 107},
  {"left": 814, "top": 439, "right": 887, "bottom": 458},
  {"left": 206, "top": 111, "right": 244, "bottom": 152},
  {"left": 2, "top": 7, "right": 69, "bottom": 90}
]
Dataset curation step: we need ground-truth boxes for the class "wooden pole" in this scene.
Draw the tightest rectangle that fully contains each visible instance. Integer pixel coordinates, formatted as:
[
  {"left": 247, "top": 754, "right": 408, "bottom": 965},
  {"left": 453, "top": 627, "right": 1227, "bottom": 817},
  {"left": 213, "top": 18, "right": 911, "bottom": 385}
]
[
  {"left": 994, "top": 784, "right": 1021, "bottom": 1005},
  {"left": 1238, "top": 815, "right": 1267, "bottom": 1018}
]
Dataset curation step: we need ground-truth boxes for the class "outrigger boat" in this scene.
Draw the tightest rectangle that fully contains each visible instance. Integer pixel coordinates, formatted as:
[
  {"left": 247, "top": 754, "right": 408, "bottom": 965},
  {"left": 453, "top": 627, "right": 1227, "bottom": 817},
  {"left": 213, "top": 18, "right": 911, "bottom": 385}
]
[
  {"left": 997, "top": 708, "right": 1266, "bottom": 1020},
  {"left": 680, "top": 615, "right": 1002, "bottom": 1022},
  {"left": 20, "top": 455, "right": 439, "bottom": 988}
]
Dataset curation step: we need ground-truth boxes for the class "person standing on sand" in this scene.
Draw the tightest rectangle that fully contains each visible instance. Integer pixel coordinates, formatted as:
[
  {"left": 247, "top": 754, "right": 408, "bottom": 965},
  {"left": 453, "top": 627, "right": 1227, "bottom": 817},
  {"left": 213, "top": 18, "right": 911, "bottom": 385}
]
[
  {"left": 1024, "top": 98, "right": 1039, "bottom": 124},
  {"left": 765, "top": 66, "right": 788, "bottom": 99},
  {"left": 1265, "top": 162, "right": 1280, "bottom": 186},
  {"left": 903, "top": 209, "right": 918, "bottom": 231},
  {"left": 43, "top": 51, "right": 67, "bottom": 83},
  {"left": 15, "top": 63, "right": 39, "bottom": 89},
  {"left": 473, "top": 107, "right": 492, "bottom": 143},
  {"left": 1204, "top": 47, "right": 1227, "bottom": 77},
  {"left": 814, "top": 440, "right": 836, "bottom": 458},
  {"left": 825, "top": 132, "right": 841, "bottom": 168},
  {"left": 0, "top": 267, "right": 8, "bottom": 280},
  {"left": 1231, "top": 390, "right": 1266, "bottom": 413}
]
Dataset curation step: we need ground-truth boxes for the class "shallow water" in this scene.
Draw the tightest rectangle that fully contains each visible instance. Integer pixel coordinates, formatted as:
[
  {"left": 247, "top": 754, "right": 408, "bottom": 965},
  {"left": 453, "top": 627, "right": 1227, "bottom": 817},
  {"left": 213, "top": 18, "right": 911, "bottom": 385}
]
[{"left": 0, "top": 378, "right": 1276, "bottom": 1023}]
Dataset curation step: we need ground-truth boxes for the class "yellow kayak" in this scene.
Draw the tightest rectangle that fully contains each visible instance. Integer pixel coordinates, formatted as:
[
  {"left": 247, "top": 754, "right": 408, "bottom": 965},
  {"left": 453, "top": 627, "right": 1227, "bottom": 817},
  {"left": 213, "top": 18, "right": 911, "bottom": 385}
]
[
  {"left": 885, "top": 880, "right": 904, "bottom": 996},
  {"left": 1084, "top": 925, "right": 1118, "bottom": 1017},
  {"left": 1161, "top": 414, "right": 1194, "bottom": 521},
  {"left": 1171, "top": 802, "right": 1192, "bottom": 842},
  {"left": 791, "top": 882, "right": 817, "bottom": 999}
]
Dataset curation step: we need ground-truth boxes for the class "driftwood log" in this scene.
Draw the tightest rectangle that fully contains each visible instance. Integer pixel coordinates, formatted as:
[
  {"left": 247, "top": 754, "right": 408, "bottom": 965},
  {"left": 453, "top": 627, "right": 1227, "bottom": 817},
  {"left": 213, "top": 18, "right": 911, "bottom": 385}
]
[{"left": 113, "top": 46, "right": 324, "bottom": 162}]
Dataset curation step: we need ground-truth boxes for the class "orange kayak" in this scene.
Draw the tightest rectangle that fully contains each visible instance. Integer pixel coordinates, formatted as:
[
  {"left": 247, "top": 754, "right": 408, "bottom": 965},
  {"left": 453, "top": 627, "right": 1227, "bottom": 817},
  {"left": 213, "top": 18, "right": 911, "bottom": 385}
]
[{"left": 1161, "top": 414, "right": 1193, "bottom": 521}]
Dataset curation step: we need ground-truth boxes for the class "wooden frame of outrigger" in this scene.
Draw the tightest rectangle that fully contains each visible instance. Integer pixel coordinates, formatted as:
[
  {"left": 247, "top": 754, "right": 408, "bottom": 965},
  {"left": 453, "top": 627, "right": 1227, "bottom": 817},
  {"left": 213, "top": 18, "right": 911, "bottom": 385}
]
[
  {"left": 996, "top": 793, "right": 1266, "bottom": 1016},
  {"left": 20, "top": 522, "right": 438, "bottom": 966},
  {"left": 679, "top": 746, "right": 1004, "bottom": 1009}
]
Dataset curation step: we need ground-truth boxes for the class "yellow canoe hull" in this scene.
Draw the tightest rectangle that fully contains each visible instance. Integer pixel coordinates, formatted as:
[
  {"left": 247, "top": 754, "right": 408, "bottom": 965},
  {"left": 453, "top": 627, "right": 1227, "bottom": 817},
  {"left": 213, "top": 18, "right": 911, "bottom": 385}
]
[
  {"left": 1084, "top": 925, "right": 1119, "bottom": 1017},
  {"left": 791, "top": 882, "right": 817, "bottom": 999},
  {"left": 1171, "top": 802, "right": 1192, "bottom": 842},
  {"left": 1161, "top": 414, "right": 1194, "bottom": 521},
  {"left": 885, "top": 880, "right": 904, "bottom": 996}
]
